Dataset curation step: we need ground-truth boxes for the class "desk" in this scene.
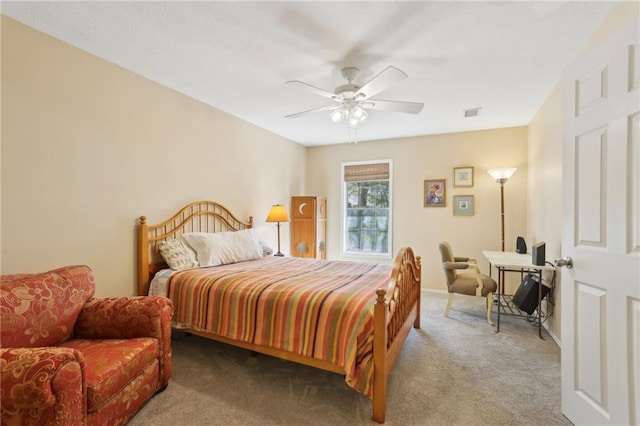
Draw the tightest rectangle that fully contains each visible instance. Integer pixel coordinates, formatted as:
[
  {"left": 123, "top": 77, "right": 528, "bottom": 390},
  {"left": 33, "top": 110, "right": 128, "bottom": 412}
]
[{"left": 482, "top": 251, "right": 556, "bottom": 338}]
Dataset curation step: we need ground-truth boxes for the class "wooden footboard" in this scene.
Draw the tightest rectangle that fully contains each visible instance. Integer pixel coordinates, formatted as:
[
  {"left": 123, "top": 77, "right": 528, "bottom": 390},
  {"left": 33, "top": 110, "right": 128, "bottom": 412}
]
[
  {"left": 137, "top": 201, "right": 421, "bottom": 424},
  {"left": 373, "top": 247, "right": 422, "bottom": 423}
]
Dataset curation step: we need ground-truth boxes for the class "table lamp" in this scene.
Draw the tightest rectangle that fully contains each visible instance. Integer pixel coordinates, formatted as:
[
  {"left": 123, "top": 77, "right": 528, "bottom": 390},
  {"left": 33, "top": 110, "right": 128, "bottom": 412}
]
[{"left": 265, "top": 204, "right": 289, "bottom": 256}]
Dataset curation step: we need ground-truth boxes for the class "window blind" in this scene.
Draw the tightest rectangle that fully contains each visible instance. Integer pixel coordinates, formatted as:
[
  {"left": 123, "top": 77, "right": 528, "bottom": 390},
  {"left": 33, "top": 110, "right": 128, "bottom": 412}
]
[{"left": 344, "top": 162, "right": 390, "bottom": 182}]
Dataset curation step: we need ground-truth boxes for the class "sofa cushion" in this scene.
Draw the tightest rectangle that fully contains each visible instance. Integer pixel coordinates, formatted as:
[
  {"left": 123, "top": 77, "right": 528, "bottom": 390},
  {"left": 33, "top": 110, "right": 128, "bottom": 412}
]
[
  {"left": 58, "top": 338, "right": 159, "bottom": 413},
  {"left": 1, "top": 265, "right": 95, "bottom": 347}
]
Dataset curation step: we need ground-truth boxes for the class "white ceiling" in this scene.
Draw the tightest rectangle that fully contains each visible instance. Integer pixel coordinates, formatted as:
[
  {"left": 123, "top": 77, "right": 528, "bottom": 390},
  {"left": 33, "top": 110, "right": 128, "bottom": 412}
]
[{"left": 2, "top": 1, "right": 614, "bottom": 146}]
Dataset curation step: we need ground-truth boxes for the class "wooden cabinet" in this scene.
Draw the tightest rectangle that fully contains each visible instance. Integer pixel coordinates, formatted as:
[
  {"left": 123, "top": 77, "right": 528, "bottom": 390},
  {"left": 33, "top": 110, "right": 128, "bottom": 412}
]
[{"left": 290, "top": 196, "right": 326, "bottom": 259}]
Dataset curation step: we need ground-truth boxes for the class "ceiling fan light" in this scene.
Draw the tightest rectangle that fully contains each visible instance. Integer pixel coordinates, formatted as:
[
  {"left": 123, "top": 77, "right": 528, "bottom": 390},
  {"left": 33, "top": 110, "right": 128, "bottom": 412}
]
[
  {"left": 351, "top": 106, "right": 362, "bottom": 119},
  {"left": 347, "top": 109, "right": 367, "bottom": 127},
  {"left": 330, "top": 109, "right": 344, "bottom": 123},
  {"left": 347, "top": 106, "right": 367, "bottom": 127}
]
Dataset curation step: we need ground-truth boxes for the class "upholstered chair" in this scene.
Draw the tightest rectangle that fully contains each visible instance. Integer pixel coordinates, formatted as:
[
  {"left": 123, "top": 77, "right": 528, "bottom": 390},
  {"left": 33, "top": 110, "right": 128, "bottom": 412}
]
[
  {"left": 438, "top": 241, "right": 497, "bottom": 325},
  {"left": 0, "top": 265, "right": 173, "bottom": 425}
]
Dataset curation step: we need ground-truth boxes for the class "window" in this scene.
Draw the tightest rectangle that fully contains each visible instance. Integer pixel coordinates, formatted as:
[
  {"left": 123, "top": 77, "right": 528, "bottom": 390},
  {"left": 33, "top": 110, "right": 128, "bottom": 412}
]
[{"left": 342, "top": 160, "right": 392, "bottom": 257}]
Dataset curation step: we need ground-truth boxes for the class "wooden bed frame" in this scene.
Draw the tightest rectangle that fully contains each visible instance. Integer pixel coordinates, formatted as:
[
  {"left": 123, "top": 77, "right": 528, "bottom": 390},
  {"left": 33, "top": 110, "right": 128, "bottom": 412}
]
[{"left": 136, "top": 200, "right": 421, "bottom": 423}]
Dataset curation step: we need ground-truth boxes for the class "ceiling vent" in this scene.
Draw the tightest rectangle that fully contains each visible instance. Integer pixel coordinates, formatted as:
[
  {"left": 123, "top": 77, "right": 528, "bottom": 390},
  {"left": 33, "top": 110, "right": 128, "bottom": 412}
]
[{"left": 464, "top": 107, "right": 481, "bottom": 118}]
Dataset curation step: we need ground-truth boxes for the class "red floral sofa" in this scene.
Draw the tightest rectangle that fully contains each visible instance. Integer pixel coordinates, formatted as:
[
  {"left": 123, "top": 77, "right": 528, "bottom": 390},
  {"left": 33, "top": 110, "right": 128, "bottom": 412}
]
[{"left": 0, "top": 265, "right": 173, "bottom": 425}]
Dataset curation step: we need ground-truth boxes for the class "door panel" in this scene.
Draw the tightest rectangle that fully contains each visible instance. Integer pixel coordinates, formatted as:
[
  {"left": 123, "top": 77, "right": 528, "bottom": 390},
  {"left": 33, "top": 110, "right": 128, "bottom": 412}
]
[
  {"left": 575, "top": 282, "right": 607, "bottom": 411},
  {"left": 631, "top": 299, "right": 640, "bottom": 423},
  {"left": 631, "top": 112, "right": 640, "bottom": 253},
  {"left": 575, "top": 127, "right": 606, "bottom": 246}
]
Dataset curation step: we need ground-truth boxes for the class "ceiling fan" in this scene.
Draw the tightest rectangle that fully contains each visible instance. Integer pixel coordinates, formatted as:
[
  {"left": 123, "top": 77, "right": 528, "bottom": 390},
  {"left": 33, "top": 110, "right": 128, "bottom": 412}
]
[{"left": 285, "top": 66, "right": 424, "bottom": 128}]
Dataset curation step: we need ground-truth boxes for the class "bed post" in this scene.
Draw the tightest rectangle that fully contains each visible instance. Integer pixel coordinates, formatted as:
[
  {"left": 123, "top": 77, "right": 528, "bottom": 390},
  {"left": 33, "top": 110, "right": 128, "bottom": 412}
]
[
  {"left": 137, "top": 215, "right": 149, "bottom": 296},
  {"left": 372, "top": 288, "right": 388, "bottom": 423}
]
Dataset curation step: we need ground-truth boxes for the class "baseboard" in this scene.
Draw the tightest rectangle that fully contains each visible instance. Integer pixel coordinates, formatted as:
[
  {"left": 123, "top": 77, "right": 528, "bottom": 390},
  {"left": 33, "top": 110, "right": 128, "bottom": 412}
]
[
  {"left": 422, "top": 288, "right": 447, "bottom": 295},
  {"left": 543, "top": 322, "right": 561, "bottom": 348}
]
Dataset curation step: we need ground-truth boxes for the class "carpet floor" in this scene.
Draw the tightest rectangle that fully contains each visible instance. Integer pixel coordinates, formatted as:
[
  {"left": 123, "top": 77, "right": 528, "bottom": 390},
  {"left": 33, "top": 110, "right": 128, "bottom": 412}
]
[{"left": 129, "top": 290, "right": 571, "bottom": 425}]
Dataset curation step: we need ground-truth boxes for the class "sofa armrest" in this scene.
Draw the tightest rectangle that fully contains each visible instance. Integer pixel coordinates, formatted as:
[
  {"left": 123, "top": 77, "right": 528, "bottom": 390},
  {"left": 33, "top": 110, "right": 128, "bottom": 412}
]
[
  {"left": 1, "top": 347, "right": 86, "bottom": 424},
  {"left": 75, "top": 296, "right": 173, "bottom": 386},
  {"left": 75, "top": 296, "right": 172, "bottom": 339}
]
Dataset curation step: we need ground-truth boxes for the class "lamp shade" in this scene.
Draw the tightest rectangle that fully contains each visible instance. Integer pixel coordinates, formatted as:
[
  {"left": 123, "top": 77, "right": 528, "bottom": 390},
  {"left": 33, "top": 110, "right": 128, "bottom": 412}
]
[
  {"left": 487, "top": 167, "right": 517, "bottom": 181},
  {"left": 266, "top": 204, "right": 289, "bottom": 222}
]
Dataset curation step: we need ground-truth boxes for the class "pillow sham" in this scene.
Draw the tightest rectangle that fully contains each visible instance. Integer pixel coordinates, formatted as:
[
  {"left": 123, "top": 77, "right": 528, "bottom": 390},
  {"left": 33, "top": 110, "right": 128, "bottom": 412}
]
[
  {"left": 182, "top": 229, "right": 262, "bottom": 267},
  {"left": 158, "top": 238, "right": 199, "bottom": 270}
]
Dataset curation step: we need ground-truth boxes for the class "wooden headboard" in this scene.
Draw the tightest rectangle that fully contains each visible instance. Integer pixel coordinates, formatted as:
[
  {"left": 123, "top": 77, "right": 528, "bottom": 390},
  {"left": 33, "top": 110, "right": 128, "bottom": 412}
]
[{"left": 136, "top": 200, "right": 254, "bottom": 296}]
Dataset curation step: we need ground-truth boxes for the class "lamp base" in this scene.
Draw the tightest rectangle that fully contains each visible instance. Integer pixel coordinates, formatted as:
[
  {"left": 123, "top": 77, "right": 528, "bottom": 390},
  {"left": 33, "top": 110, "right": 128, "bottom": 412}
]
[{"left": 273, "top": 252, "right": 284, "bottom": 257}]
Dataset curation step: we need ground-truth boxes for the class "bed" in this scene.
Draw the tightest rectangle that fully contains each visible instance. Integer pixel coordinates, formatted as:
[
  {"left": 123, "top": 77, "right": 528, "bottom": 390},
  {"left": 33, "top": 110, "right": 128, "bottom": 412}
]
[{"left": 136, "top": 200, "right": 421, "bottom": 423}]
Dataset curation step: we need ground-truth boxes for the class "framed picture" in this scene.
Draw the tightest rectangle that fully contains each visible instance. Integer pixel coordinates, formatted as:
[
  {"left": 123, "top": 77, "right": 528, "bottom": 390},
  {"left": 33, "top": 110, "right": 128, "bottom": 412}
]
[
  {"left": 453, "top": 167, "right": 474, "bottom": 187},
  {"left": 424, "top": 179, "right": 446, "bottom": 207},
  {"left": 453, "top": 195, "right": 475, "bottom": 216}
]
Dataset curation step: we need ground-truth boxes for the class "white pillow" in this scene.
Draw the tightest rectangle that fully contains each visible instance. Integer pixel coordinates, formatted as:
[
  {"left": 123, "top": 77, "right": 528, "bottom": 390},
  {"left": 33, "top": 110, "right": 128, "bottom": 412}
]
[
  {"left": 158, "top": 239, "right": 199, "bottom": 270},
  {"left": 179, "top": 234, "right": 199, "bottom": 262},
  {"left": 182, "top": 229, "right": 262, "bottom": 267}
]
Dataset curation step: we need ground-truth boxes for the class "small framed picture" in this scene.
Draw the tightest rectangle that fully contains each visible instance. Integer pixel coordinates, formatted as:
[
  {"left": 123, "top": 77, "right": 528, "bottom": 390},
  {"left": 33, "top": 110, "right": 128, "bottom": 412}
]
[
  {"left": 453, "top": 167, "right": 474, "bottom": 187},
  {"left": 424, "top": 179, "right": 446, "bottom": 207},
  {"left": 453, "top": 195, "right": 475, "bottom": 216}
]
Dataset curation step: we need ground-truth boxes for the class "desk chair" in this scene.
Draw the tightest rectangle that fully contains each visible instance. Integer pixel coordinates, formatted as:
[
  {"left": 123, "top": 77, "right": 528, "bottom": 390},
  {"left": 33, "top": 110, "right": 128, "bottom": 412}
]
[{"left": 438, "top": 241, "right": 497, "bottom": 325}]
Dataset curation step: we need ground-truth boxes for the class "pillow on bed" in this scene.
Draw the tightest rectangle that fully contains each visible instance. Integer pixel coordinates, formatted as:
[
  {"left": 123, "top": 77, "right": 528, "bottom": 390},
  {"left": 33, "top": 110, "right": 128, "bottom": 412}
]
[
  {"left": 158, "top": 239, "right": 199, "bottom": 270},
  {"left": 179, "top": 234, "right": 199, "bottom": 261},
  {"left": 182, "top": 229, "right": 263, "bottom": 267}
]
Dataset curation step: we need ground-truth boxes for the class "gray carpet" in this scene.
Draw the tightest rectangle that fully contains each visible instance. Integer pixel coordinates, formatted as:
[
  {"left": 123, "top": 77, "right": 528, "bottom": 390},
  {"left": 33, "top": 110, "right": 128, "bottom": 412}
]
[{"left": 129, "top": 291, "right": 571, "bottom": 425}]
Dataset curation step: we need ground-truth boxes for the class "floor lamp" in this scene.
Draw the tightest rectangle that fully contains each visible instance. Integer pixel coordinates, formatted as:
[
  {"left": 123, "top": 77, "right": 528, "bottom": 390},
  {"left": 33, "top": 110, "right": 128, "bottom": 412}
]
[
  {"left": 487, "top": 167, "right": 517, "bottom": 293},
  {"left": 266, "top": 204, "right": 289, "bottom": 257}
]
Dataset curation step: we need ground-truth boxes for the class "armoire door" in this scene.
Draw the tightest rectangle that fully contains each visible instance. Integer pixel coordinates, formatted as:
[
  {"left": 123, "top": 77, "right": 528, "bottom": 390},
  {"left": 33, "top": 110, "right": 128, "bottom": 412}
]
[{"left": 291, "top": 196, "right": 326, "bottom": 259}]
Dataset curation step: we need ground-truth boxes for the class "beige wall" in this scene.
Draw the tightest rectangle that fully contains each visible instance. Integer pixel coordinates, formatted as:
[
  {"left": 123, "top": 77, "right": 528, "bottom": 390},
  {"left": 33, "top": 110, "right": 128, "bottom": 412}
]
[
  {"left": 527, "top": 82, "right": 563, "bottom": 340},
  {"left": 1, "top": 16, "right": 306, "bottom": 296},
  {"left": 580, "top": 0, "right": 639, "bottom": 53},
  {"left": 306, "top": 127, "right": 528, "bottom": 292}
]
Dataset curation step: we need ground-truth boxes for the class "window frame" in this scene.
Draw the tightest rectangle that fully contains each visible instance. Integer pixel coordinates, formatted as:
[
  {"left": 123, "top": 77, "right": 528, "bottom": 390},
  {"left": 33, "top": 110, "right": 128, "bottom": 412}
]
[{"left": 341, "top": 159, "right": 393, "bottom": 259}]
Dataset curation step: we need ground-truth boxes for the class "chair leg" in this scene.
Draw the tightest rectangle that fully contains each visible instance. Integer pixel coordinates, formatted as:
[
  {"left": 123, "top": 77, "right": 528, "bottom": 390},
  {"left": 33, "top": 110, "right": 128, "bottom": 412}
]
[
  {"left": 486, "top": 292, "right": 494, "bottom": 326},
  {"left": 444, "top": 293, "right": 454, "bottom": 317}
]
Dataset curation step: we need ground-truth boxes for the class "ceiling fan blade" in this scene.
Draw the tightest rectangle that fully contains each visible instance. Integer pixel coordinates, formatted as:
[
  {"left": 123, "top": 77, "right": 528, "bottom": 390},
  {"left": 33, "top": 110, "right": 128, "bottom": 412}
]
[
  {"left": 364, "top": 99, "right": 424, "bottom": 114},
  {"left": 285, "top": 80, "right": 337, "bottom": 100},
  {"left": 355, "top": 66, "right": 408, "bottom": 99},
  {"left": 285, "top": 104, "right": 341, "bottom": 119}
]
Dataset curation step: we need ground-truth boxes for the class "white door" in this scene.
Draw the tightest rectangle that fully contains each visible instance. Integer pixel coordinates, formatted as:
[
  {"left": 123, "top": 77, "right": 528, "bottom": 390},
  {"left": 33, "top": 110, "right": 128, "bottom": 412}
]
[{"left": 562, "top": 19, "right": 640, "bottom": 425}]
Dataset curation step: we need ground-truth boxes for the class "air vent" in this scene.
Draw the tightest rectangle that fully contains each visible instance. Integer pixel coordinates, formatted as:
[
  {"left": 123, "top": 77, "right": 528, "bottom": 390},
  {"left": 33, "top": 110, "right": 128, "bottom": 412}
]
[{"left": 464, "top": 107, "right": 482, "bottom": 118}]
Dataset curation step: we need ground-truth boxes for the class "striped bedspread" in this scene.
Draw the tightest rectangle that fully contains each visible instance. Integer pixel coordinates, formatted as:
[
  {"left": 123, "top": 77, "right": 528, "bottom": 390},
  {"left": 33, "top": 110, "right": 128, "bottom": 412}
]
[{"left": 167, "top": 256, "right": 392, "bottom": 397}]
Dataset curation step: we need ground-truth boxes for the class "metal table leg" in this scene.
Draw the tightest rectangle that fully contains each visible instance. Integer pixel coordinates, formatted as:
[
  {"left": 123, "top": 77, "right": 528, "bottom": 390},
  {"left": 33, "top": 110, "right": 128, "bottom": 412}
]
[{"left": 537, "top": 269, "right": 544, "bottom": 339}]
